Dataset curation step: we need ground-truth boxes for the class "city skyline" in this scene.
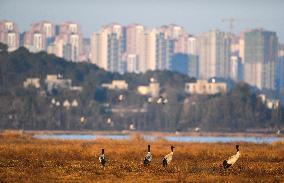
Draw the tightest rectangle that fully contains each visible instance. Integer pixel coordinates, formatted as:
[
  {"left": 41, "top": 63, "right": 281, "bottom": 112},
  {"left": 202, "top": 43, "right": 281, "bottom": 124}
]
[
  {"left": 1, "top": 0, "right": 284, "bottom": 42},
  {"left": 1, "top": 19, "right": 283, "bottom": 92}
]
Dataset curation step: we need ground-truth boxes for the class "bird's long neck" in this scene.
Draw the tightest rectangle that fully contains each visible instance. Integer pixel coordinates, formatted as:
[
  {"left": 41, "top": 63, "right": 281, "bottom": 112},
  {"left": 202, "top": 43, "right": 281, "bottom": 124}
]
[
  {"left": 102, "top": 149, "right": 104, "bottom": 155},
  {"left": 171, "top": 147, "right": 174, "bottom": 153},
  {"left": 148, "top": 145, "right": 151, "bottom": 152},
  {"left": 236, "top": 145, "right": 240, "bottom": 152}
]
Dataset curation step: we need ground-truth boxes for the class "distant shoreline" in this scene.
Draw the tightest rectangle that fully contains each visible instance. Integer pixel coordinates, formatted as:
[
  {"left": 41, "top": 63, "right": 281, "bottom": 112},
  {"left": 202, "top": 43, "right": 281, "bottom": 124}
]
[{"left": 2, "top": 129, "right": 283, "bottom": 138}]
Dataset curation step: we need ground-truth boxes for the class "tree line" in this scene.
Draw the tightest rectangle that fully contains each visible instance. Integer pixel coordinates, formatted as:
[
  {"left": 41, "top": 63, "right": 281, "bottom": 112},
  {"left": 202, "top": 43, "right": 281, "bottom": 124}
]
[{"left": 0, "top": 43, "right": 283, "bottom": 132}]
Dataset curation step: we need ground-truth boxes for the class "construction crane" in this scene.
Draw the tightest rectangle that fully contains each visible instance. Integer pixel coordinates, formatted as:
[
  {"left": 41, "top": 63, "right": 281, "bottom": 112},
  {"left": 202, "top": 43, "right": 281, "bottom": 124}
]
[
  {"left": 221, "top": 18, "right": 236, "bottom": 33},
  {"left": 221, "top": 18, "right": 260, "bottom": 33}
]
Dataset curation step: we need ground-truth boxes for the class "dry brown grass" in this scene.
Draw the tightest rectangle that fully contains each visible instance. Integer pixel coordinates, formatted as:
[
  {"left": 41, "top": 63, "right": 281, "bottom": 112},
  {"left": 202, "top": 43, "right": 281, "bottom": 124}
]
[{"left": 0, "top": 132, "right": 283, "bottom": 182}]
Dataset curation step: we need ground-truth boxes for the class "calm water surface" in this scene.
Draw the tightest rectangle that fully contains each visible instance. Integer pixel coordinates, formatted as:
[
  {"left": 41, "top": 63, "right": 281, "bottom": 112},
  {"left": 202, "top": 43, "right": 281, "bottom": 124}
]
[{"left": 34, "top": 134, "right": 283, "bottom": 144}]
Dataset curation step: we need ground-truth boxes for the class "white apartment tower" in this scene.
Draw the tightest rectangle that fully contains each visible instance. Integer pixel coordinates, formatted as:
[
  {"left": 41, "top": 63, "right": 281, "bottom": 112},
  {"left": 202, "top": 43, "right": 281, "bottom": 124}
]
[
  {"left": 243, "top": 29, "right": 278, "bottom": 90},
  {"left": 0, "top": 20, "right": 19, "bottom": 51},
  {"left": 91, "top": 24, "right": 124, "bottom": 73},
  {"left": 230, "top": 56, "right": 243, "bottom": 81},
  {"left": 33, "top": 32, "right": 45, "bottom": 52},
  {"left": 197, "top": 30, "right": 231, "bottom": 79},
  {"left": 126, "top": 24, "right": 146, "bottom": 72},
  {"left": 144, "top": 29, "right": 157, "bottom": 71},
  {"left": 48, "top": 22, "right": 83, "bottom": 61},
  {"left": 23, "top": 21, "right": 56, "bottom": 52},
  {"left": 187, "top": 36, "right": 198, "bottom": 55}
]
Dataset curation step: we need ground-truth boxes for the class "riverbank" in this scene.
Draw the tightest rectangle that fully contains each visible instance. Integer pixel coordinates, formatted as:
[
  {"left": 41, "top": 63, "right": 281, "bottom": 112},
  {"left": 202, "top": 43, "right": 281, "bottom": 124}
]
[
  {"left": 0, "top": 132, "right": 284, "bottom": 182},
  {"left": 2, "top": 129, "right": 283, "bottom": 137},
  {"left": 2, "top": 130, "right": 284, "bottom": 143}
]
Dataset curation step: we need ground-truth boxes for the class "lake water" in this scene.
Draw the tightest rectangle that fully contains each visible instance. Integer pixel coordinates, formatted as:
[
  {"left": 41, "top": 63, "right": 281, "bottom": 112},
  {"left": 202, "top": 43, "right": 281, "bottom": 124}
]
[{"left": 33, "top": 134, "right": 283, "bottom": 144}]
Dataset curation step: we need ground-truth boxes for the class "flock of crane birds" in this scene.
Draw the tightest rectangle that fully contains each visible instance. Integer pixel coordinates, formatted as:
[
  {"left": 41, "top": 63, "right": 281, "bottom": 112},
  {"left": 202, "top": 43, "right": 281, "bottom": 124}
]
[{"left": 99, "top": 144, "right": 240, "bottom": 169}]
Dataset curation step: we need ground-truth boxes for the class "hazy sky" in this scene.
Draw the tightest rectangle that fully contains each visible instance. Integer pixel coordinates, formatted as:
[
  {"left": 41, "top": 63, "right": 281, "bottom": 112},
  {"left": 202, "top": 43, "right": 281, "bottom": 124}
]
[{"left": 1, "top": 0, "right": 284, "bottom": 42}]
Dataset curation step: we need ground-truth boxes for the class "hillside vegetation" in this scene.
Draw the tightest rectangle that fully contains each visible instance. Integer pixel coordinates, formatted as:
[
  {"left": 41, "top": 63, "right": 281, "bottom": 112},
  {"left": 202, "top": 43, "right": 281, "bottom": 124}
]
[{"left": 0, "top": 44, "right": 283, "bottom": 131}]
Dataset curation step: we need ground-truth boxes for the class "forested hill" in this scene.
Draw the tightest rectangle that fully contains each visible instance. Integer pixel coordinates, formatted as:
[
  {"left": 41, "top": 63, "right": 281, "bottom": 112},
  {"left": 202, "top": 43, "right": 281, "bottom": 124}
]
[
  {"left": 0, "top": 44, "right": 191, "bottom": 92},
  {"left": 0, "top": 45, "right": 110, "bottom": 91},
  {"left": 0, "top": 44, "right": 283, "bottom": 131}
]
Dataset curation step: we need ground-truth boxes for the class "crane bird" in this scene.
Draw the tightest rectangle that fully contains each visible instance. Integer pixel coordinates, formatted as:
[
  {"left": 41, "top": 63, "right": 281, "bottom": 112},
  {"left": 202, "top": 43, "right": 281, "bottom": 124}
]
[
  {"left": 223, "top": 145, "right": 240, "bottom": 169},
  {"left": 99, "top": 148, "right": 107, "bottom": 167},
  {"left": 143, "top": 145, "right": 153, "bottom": 166},
  {"left": 163, "top": 146, "right": 175, "bottom": 167}
]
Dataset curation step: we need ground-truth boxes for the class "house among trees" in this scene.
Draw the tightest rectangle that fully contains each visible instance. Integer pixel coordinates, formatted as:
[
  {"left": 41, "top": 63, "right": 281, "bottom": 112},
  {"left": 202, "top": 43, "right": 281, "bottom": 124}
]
[
  {"left": 258, "top": 94, "right": 280, "bottom": 109},
  {"left": 23, "top": 78, "right": 41, "bottom": 88},
  {"left": 45, "top": 74, "right": 82, "bottom": 92},
  {"left": 102, "top": 80, "right": 128, "bottom": 90},
  {"left": 45, "top": 74, "right": 72, "bottom": 92},
  {"left": 185, "top": 79, "right": 227, "bottom": 95},
  {"left": 137, "top": 78, "right": 160, "bottom": 98},
  {"left": 23, "top": 75, "right": 83, "bottom": 93}
]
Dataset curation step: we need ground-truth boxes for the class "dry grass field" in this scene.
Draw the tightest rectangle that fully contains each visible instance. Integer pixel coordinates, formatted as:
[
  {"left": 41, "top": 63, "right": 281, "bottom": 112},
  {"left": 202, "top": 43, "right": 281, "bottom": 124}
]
[{"left": 0, "top": 131, "right": 284, "bottom": 182}]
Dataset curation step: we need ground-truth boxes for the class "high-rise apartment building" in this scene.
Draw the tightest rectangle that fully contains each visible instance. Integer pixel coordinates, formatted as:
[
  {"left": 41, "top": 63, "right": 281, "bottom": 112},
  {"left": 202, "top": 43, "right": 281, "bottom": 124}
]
[
  {"left": 23, "top": 31, "right": 46, "bottom": 52},
  {"left": 277, "top": 45, "right": 284, "bottom": 92},
  {"left": 126, "top": 24, "right": 146, "bottom": 72},
  {"left": 230, "top": 56, "right": 243, "bottom": 81},
  {"left": 91, "top": 23, "right": 124, "bottom": 73},
  {"left": 23, "top": 21, "right": 56, "bottom": 53},
  {"left": 81, "top": 38, "right": 91, "bottom": 61},
  {"left": 174, "top": 35, "right": 188, "bottom": 54},
  {"left": 31, "top": 21, "right": 55, "bottom": 38},
  {"left": 156, "top": 32, "right": 175, "bottom": 70},
  {"left": 159, "top": 24, "right": 188, "bottom": 54},
  {"left": 243, "top": 29, "right": 278, "bottom": 90},
  {"left": 60, "top": 22, "right": 80, "bottom": 34},
  {"left": 144, "top": 29, "right": 158, "bottom": 71},
  {"left": 125, "top": 54, "right": 139, "bottom": 73},
  {"left": 91, "top": 23, "right": 190, "bottom": 74},
  {"left": 159, "top": 24, "right": 186, "bottom": 40},
  {"left": 48, "top": 22, "right": 83, "bottom": 61},
  {"left": 126, "top": 24, "right": 144, "bottom": 54},
  {"left": 197, "top": 30, "right": 231, "bottom": 79},
  {"left": 33, "top": 32, "right": 45, "bottom": 52},
  {"left": 238, "top": 33, "right": 245, "bottom": 64},
  {"left": 0, "top": 20, "right": 19, "bottom": 51},
  {"left": 188, "top": 54, "right": 199, "bottom": 79},
  {"left": 186, "top": 36, "right": 199, "bottom": 78},
  {"left": 187, "top": 36, "right": 198, "bottom": 56},
  {"left": 158, "top": 24, "right": 188, "bottom": 71},
  {"left": 170, "top": 53, "right": 188, "bottom": 75}
]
